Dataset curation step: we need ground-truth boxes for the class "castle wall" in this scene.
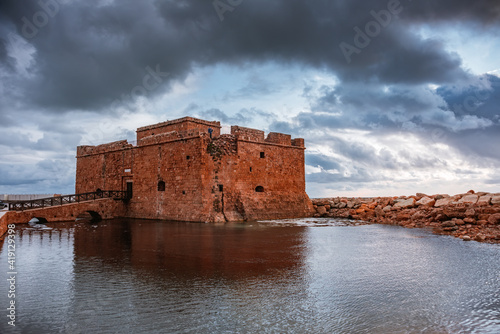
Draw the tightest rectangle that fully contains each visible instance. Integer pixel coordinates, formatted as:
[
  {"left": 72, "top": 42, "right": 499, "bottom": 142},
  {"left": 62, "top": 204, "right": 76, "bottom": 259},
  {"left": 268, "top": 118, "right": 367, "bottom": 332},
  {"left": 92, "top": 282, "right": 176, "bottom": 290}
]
[
  {"left": 76, "top": 141, "right": 133, "bottom": 194},
  {"left": 75, "top": 117, "right": 313, "bottom": 222},
  {"left": 218, "top": 140, "right": 313, "bottom": 220},
  {"left": 125, "top": 136, "right": 209, "bottom": 222},
  {"left": 137, "top": 117, "right": 221, "bottom": 140}
]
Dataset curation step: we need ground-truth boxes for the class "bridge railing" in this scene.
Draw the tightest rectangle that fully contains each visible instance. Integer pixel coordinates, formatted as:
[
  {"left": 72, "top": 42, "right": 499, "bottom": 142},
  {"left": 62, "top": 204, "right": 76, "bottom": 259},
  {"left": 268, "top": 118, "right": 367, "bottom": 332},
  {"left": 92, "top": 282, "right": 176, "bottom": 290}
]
[{"left": 8, "top": 190, "right": 126, "bottom": 211}]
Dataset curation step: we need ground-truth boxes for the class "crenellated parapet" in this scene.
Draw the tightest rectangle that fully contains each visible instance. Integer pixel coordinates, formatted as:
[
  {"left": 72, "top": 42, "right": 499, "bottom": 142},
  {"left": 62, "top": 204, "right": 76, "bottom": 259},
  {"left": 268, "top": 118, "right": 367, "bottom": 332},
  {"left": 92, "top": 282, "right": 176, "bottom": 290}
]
[
  {"left": 231, "top": 126, "right": 265, "bottom": 142},
  {"left": 137, "top": 129, "right": 208, "bottom": 147},
  {"left": 137, "top": 116, "right": 221, "bottom": 140},
  {"left": 77, "top": 140, "right": 133, "bottom": 157},
  {"left": 231, "top": 126, "right": 304, "bottom": 148},
  {"left": 291, "top": 138, "right": 305, "bottom": 148},
  {"left": 265, "top": 132, "right": 291, "bottom": 146}
]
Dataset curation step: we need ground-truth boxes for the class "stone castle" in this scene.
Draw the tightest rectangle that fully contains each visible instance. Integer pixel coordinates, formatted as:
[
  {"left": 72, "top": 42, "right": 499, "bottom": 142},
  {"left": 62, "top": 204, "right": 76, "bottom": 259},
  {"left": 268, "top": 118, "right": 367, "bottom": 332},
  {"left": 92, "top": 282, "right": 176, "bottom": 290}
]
[{"left": 75, "top": 117, "right": 314, "bottom": 222}]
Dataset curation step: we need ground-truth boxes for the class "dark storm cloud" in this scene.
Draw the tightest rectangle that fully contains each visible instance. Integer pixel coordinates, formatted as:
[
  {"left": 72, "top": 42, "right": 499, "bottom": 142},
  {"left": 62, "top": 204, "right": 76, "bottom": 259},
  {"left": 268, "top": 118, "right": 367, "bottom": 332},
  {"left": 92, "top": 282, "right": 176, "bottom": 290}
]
[
  {"left": 2, "top": 0, "right": 499, "bottom": 112},
  {"left": 278, "top": 71, "right": 498, "bottom": 138},
  {"left": 438, "top": 74, "right": 500, "bottom": 121},
  {"left": 399, "top": 0, "right": 500, "bottom": 24},
  {"left": 306, "top": 166, "right": 381, "bottom": 184},
  {"left": 198, "top": 107, "right": 277, "bottom": 127},
  {"left": 0, "top": 159, "right": 74, "bottom": 193},
  {"left": 305, "top": 153, "right": 342, "bottom": 171},
  {"left": 0, "top": 37, "right": 7, "bottom": 62}
]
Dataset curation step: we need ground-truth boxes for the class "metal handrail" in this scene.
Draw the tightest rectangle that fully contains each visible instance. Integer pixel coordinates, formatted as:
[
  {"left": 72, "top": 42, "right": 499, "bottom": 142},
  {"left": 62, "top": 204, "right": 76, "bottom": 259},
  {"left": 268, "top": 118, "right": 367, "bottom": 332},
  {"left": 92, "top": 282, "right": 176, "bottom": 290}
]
[{"left": 7, "top": 190, "right": 126, "bottom": 211}]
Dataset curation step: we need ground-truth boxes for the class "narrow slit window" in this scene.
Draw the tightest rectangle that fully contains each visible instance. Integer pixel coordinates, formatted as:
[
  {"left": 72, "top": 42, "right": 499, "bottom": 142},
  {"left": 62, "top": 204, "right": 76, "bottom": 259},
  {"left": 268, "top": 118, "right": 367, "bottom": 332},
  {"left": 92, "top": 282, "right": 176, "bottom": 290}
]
[
  {"left": 218, "top": 184, "right": 223, "bottom": 192},
  {"left": 158, "top": 181, "right": 165, "bottom": 192},
  {"left": 260, "top": 152, "right": 265, "bottom": 158}
]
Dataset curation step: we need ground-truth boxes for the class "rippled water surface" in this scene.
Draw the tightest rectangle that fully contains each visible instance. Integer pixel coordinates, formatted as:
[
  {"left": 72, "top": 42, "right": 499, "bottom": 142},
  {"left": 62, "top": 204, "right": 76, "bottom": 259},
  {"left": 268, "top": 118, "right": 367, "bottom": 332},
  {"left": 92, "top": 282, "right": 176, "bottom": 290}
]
[{"left": 1, "top": 219, "right": 499, "bottom": 333}]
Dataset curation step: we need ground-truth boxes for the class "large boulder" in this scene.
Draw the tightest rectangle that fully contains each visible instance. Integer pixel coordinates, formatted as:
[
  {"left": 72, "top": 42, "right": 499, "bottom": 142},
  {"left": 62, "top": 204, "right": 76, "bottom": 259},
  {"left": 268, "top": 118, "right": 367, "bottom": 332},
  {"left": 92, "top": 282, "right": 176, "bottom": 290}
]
[
  {"left": 317, "top": 206, "right": 327, "bottom": 215},
  {"left": 491, "top": 196, "right": 500, "bottom": 205},
  {"left": 416, "top": 196, "right": 436, "bottom": 207},
  {"left": 488, "top": 213, "right": 500, "bottom": 225},
  {"left": 393, "top": 198, "right": 416, "bottom": 209},
  {"left": 477, "top": 195, "right": 492, "bottom": 206},
  {"left": 459, "top": 194, "right": 478, "bottom": 204},
  {"left": 435, "top": 197, "right": 453, "bottom": 207}
]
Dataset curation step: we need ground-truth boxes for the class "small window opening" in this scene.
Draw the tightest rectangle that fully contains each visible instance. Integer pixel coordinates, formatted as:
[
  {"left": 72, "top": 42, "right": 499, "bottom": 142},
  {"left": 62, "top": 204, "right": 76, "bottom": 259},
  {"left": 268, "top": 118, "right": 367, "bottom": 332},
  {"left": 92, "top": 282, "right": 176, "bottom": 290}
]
[
  {"left": 250, "top": 167, "right": 253, "bottom": 172},
  {"left": 186, "top": 156, "right": 191, "bottom": 160},
  {"left": 126, "top": 182, "right": 133, "bottom": 199},
  {"left": 218, "top": 184, "right": 223, "bottom": 192},
  {"left": 182, "top": 190, "right": 186, "bottom": 195},
  {"left": 260, "top": 152, "right": 265, "bottom": 158},
  {"left": 255, "top": 186, "right": 264, "bottom": 192},
  {"left": 158, "top": 181, "right": 165, "bottom": 192}
]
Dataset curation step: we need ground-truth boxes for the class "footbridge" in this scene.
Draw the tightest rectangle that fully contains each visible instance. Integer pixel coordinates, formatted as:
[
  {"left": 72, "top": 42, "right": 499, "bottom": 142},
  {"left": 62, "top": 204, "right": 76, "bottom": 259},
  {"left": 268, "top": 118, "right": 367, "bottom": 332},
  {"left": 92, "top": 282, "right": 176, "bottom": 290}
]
[{"left": 0, "top": 191, "right": 127, "bottom": 237}]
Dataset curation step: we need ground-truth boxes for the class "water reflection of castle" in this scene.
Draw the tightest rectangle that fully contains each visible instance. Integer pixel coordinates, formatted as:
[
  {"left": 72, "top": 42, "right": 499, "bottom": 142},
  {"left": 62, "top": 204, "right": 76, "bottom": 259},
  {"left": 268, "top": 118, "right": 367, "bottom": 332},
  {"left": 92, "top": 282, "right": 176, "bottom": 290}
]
[{"left": 72, "top": 219, "right": 307, "bottom": 279}]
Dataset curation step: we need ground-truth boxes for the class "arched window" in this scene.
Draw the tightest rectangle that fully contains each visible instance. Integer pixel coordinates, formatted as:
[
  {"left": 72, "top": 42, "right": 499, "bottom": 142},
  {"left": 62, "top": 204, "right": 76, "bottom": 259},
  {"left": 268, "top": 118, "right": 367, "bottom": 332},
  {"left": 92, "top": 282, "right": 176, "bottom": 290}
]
[
  {"left": 158, "top": 180, "right": 165, "bottom": 192},
  {"left": 255, "top": 186, "right": 264, "bottom": 193}
]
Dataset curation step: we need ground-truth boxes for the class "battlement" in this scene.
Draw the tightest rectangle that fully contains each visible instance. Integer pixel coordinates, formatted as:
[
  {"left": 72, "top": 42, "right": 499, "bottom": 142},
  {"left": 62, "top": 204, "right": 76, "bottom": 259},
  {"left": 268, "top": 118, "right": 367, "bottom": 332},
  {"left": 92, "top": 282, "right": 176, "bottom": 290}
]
[
  {"left": 137, "top": 117, "right": 221, "bottom": 140},
  {"left": 77, "top": 140, "right": 133, "bottom": 157},
  {"left": 265, "top": 132, "right": 291, "bottom": 146},
  {"left": 291, "top": 138, "right": 305, "bottom": 148},
  {"left": 231, "top": 126, "right": 304, "bottom": 147},
  {"left": 137, "top": 129, "right": 207, "bottom": 146},
  {"left": 230, "top": 126, "right": 265, "bottom": 142}
]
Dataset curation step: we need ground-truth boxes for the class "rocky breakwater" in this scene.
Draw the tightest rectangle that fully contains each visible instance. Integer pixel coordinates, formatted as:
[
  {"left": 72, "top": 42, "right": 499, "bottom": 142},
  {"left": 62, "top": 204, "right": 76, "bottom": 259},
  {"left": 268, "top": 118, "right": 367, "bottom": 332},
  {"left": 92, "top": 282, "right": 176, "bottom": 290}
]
[{"left": 312, "top": 191, "right": 500, "bottom": 243}]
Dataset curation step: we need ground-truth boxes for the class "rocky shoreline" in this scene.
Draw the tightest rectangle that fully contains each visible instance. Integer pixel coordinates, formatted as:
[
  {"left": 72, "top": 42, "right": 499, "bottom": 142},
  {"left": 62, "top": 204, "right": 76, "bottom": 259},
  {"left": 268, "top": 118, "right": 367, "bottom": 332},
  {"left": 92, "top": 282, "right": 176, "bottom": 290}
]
[{"left": 312, "top": 191, "right": 500, "bottom": 243}]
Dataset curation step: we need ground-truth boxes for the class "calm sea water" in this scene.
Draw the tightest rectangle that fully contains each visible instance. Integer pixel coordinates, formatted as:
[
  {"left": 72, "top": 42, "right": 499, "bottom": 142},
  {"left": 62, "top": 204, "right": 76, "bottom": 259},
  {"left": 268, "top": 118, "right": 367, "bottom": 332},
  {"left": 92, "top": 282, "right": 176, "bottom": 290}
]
[{"left": 0, "top": 218, "right": 499, "bottom": 334}]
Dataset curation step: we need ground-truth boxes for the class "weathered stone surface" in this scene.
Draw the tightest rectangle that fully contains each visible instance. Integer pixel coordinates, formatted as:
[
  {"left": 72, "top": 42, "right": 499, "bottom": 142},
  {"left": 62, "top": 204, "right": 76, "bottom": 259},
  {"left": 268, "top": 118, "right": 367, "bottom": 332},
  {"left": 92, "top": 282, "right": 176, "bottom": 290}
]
[
  {"left": 463, "top": 218, "right": 476, "bottom": 224},
  {"left": 317, "top": 206, "right": 327, "bottom": 215},
  {"left": 459, "top": 194, "right": 478, "bottom": 204},
  {"left": 488, "top": 213, "right": 500, "bottom": 225},
  {"left": 465, "top": 208, "right": 476, "bottom": 217},
  {"left": 0, "top": 198, "right": 125, "bottom": 227},
  {"left": 435, "top": 197, "right": 453, "bottom": 207},
  {"left": 310, "top": 191, "right": 500, "bottom": 244},
  {"left": 475, "top": 234, "right": 486, "bottom": 242},
  {"left": 434, "top": 194, "right": 449, "bottom": 200},
  {"left": 416, "top": 197, "right": 436, "bottom": 207},
  {"left": 393, "top": 198, "right": 416, "bottom": 209},
  {"left": 491, "top": 196, "right": 500, "bottom": 205},
  {"left": 442, "top": 221, "right": 456, "bottom": 227},
  {"left": 477, "top": 195, "right": 492, "bottom": 206}
]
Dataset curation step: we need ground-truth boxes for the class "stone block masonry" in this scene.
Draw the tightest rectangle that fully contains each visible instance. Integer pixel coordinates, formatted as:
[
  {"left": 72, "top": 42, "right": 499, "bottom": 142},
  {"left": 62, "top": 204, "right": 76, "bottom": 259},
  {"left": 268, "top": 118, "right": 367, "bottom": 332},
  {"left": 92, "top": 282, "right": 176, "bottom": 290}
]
[
  {"left": 76, "top": 116, "right": 314, "bottom": 223},
  {"left": 312, "top": 190, "right": 500, "bottom": 243},
  {"left": 0, "top": 198, "right": 127, "bottom": 240}
]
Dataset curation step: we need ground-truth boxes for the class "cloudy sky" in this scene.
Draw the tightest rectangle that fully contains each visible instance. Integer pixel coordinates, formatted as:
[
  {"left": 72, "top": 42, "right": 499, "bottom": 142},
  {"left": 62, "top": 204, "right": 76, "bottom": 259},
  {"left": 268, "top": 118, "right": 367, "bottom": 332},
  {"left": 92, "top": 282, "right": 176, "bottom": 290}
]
[{"left": 0, "top": 0, "right": 499, "bottom": 198}]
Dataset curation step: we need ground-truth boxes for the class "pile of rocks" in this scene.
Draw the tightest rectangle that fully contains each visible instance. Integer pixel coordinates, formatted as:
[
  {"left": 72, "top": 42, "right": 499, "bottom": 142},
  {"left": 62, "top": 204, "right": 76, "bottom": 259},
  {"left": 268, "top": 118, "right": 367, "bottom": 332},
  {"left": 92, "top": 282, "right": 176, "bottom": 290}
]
[{"left": 312, "top": 190, "right": 500, "bottom": 243}]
